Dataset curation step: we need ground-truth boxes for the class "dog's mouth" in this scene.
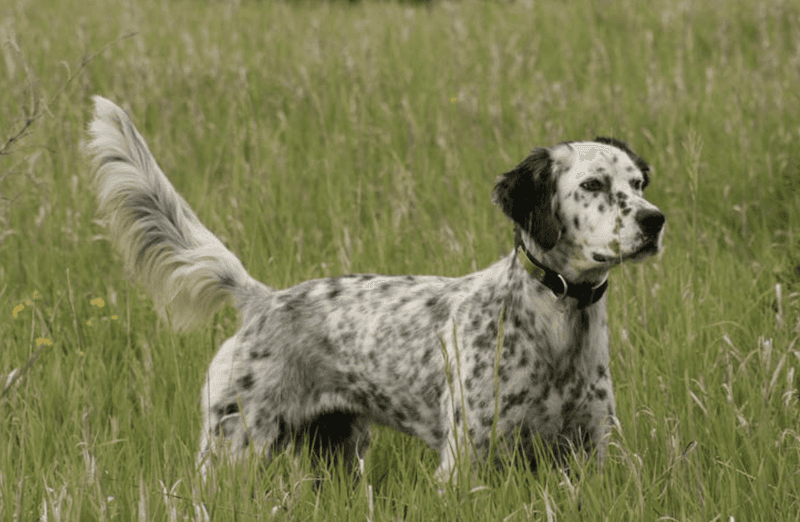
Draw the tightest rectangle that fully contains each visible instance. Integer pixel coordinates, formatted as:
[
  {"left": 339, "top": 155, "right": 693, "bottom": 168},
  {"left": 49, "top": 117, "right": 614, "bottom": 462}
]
[{"left": 592, "top": 239, "right": 660, "bottom": 264}]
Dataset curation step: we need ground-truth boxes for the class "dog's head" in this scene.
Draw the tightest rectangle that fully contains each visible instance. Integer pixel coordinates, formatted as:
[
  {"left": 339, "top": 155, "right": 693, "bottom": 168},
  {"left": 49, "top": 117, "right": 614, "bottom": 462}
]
[{"left": 493, "top": 137, "right": 665, "bottom": 278}]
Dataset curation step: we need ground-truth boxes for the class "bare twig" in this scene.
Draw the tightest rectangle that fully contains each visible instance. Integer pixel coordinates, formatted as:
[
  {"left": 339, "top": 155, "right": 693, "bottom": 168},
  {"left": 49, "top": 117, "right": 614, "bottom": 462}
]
[{"left": 0, "top": 30, "right": 137, "bottom": 156}]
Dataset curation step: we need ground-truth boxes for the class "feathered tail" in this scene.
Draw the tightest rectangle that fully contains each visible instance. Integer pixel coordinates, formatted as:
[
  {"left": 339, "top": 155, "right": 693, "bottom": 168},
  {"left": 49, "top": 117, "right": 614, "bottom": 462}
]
[{"left": 85, "top": 95, "right": 260, "bottom": 331}]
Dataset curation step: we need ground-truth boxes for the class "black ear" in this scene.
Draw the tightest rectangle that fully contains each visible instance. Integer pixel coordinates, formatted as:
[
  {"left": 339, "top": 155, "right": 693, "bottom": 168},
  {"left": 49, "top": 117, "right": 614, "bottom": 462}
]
[
  {"left": 493, "top": 147, "right": 561, "bottom": 250},
  {"left": 594, "top": 136, "right": 651, "bottom": 189}
]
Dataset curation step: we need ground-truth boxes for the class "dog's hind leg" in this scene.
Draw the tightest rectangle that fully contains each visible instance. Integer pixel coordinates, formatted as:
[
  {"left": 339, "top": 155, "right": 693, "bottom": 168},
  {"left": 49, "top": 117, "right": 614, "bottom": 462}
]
[{"left": 197, "top": 337, "right": 249, "bottom": 477}]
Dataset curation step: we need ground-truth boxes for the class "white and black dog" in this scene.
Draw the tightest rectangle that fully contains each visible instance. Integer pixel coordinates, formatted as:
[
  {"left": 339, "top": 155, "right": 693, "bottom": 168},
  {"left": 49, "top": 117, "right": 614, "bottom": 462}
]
[{"left": 86, "top": 96, "right": 664, "bottom": 482}]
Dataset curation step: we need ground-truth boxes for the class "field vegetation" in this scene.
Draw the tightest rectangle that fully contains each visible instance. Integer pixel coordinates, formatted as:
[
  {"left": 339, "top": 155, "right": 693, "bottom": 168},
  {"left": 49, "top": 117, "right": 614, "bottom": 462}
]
[{"left": 2, "top": 0, "right": 799, "bottom": 519}]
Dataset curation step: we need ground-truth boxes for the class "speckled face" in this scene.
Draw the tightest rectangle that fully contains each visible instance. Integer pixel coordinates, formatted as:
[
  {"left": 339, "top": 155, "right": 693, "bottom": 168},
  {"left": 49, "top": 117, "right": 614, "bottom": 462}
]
[{"left": 554, "top": 141, "right": 665, "bottom": 270}]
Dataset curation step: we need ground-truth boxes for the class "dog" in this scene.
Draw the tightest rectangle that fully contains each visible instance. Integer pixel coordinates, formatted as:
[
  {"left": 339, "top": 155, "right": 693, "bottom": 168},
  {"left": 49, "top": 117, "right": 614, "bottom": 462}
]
[{"left": 85, "top": 96, "right": 665, "bottom": 483}]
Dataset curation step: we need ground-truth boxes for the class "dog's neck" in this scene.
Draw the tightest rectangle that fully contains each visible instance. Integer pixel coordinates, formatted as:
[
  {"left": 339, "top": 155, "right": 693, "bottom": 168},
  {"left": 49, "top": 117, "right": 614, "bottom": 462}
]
[{"left": 514, "top": 227, "right": 608, "bottom": 308}]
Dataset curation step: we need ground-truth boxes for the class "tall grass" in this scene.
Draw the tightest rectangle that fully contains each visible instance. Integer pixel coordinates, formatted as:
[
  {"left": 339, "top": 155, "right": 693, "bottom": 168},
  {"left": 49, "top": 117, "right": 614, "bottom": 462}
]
[{"left": 2, "top": 0, "right": 799, "bottom": 519}]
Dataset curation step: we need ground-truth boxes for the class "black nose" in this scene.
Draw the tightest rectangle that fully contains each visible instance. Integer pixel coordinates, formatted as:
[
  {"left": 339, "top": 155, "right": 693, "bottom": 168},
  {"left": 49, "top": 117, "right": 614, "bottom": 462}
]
[{"left": 635, "top": 209, "right": 665, "bottom": 235}]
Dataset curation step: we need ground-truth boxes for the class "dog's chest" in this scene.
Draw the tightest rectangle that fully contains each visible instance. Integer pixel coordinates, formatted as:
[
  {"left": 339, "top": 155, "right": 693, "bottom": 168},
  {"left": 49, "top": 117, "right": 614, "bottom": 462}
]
[{"left": 463, "top": 290, "right": 612, "bottom": 440}]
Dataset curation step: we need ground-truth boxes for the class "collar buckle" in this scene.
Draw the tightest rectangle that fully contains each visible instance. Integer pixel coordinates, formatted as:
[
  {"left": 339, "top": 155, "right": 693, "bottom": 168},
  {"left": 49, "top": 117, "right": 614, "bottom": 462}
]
[
  {"left": 553, "top": 274, "right": 568, "bottom": 300},
  {"left": 516, "top": 246, "right": 608, "bottom": 308}
]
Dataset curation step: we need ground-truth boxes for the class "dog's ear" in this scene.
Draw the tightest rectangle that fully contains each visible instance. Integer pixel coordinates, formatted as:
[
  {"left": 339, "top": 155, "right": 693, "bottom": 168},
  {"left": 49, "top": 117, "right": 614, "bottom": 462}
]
[
  {"left": 594, "top": 136, "right": 650, "bottom": 189},
  {"left": 493, "top": 147, "right": 561, "bottom": 250}
]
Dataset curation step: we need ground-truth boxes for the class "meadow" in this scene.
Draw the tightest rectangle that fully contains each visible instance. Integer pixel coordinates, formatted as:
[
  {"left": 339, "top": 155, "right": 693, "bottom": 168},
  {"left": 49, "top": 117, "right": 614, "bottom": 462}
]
[{"left": 2, "top": 0, "right": 799, "bottom": 519}]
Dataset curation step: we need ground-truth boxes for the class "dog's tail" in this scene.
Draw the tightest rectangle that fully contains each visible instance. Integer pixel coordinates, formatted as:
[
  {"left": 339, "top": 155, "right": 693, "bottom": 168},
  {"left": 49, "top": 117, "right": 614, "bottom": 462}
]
[{"left": 85, "top": 95, "right": 263, "bottom": 331}]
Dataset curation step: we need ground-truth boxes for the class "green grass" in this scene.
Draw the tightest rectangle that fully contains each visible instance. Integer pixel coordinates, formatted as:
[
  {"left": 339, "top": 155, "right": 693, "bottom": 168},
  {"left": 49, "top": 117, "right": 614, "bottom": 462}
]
[{"left": 2, "top": 0, "right": 800, "bottom": 519}]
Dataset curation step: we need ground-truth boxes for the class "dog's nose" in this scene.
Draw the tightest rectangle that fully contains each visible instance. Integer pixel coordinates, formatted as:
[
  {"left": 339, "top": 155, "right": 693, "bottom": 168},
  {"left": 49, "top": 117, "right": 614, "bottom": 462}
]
[{"left": 635, "top": 209, "right": 665, "bottom": 235}]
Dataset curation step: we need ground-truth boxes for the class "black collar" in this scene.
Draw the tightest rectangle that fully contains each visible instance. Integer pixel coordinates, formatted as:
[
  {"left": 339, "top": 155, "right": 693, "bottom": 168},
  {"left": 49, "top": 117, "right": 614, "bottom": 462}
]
[{"left": 515, "top": 244, "right": 608, "bottom": 309}]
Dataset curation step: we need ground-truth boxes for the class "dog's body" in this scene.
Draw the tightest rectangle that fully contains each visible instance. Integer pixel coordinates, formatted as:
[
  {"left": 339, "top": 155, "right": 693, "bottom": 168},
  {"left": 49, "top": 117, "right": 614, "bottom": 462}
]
[{"left": 86, "top": 96, "right": 664, "bottom": 481}]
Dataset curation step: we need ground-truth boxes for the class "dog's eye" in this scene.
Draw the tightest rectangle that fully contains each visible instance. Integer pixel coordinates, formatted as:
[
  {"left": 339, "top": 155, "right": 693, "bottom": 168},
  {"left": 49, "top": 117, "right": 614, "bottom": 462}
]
[
  {"left": 631, "top": 179, "right": 643, "bottom": 191},
  {"left": 581, "top": 179, "right": 603, "bottom": 192}
]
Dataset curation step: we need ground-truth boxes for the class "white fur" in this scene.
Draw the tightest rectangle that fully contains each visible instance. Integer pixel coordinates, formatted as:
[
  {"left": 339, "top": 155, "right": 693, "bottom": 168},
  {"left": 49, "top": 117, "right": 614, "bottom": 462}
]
[{"left": 86, "top": 96, "right": 258, "bottom": 331}]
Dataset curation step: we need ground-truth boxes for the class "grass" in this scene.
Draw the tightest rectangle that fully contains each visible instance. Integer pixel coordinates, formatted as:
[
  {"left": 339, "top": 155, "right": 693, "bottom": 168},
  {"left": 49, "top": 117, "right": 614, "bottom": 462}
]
[{"left": 2, "top": 0, "right": 800, "bottom": 519}]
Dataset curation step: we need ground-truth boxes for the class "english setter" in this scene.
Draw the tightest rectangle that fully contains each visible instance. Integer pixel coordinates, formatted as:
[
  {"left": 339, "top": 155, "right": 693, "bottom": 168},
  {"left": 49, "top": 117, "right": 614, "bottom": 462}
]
[{"left": 85, "top": 96, "right": 665, "bottom": 482}]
